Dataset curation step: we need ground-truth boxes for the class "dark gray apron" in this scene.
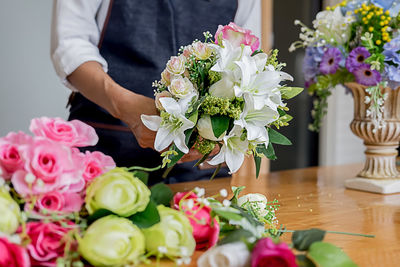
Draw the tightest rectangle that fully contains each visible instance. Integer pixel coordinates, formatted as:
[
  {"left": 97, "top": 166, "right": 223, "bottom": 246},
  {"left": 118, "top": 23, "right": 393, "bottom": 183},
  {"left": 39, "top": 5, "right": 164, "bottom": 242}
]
[{"left": 69, "top": 0, "right": 237, "bottom": 184}]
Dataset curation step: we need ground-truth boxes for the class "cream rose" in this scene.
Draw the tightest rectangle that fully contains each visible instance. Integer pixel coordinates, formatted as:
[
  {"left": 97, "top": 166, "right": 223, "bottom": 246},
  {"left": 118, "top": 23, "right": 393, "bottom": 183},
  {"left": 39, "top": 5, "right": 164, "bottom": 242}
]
[
  {"left": 168, "top": 76, "right": 195, "bottom": 98},
  {"left": 78, "top": 215, "right": 145, "bottom": 266},
  {"left": 191, "top": 42, "right": 213, "bottom": 60},
  {"left": 166, "top": 55, "right": 186, "bottom": 75},
  {"left": 0, "top": 187, "right": 21, "bottom": 234},
  {"left": 85, "top": 168, "right": 151, "bottom": 217}
]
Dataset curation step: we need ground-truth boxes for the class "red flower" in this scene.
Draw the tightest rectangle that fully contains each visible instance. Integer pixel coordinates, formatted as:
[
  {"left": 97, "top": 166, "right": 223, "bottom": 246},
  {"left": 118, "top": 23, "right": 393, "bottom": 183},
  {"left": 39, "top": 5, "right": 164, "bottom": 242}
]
[
  {"left": 251, "top": 238, "right": 297, "bottom": 267},
  {"left": 173, "top": 192, "right": 219, "bottom": 250},
  {"left": 0, "top": 237, "right": 30, "bottom": 267}
]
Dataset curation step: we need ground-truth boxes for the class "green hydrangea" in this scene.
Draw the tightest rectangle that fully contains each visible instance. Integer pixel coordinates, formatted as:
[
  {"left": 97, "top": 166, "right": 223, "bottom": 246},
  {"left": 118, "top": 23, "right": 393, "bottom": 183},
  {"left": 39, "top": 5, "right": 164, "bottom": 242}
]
[
  {"left": 195, "top": 138, "right": 216, "bottom": 155},
  {"left": 200, "top": 95, "right": 243, "bottom": 119}
]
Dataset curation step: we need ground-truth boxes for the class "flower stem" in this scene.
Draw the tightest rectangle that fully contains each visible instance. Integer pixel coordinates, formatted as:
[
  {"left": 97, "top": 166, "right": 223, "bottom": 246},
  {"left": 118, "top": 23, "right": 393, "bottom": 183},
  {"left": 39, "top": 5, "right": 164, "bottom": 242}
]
[
  {"left": 126, "top": 165, "right": 161, "bottom": 172},
  {"left": 277, "top": 229, "right": 375, "bottom": 238}
]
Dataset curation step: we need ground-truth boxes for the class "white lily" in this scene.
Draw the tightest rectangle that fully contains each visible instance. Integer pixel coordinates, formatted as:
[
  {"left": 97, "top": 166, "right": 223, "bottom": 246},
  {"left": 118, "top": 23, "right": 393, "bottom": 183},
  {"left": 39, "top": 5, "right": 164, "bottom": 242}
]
[
  {"left": 208, "top": 126, "right": 248, "bottom": 173},
  {"left": 234, "top": 56, "right": 292, "bottom": 110},
  {"left": 211, "top": 40, "right": 252, "bottom": 79},
  {"left": 141, "top": 97, "right": 195, "bottom": 153},
  {"left": 208, "top": 74, "right": 235, "bottom": 99},
  {"left": 234, "top": 94, "right": 278, "bottom": 144}
]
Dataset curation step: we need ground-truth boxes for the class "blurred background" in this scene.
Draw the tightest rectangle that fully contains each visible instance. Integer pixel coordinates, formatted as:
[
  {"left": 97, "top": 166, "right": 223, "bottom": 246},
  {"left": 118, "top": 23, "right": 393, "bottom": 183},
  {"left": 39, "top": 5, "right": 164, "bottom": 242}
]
[{"left": 0, "top": 0, "right": 364, "bottom": 172}]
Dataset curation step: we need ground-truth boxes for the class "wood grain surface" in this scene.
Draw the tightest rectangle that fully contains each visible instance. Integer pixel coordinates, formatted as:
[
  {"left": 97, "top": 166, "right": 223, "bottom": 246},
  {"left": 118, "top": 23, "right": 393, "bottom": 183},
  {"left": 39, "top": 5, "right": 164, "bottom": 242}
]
[{"left": 144, "top": 163, "right": 400, "bottom": 267}]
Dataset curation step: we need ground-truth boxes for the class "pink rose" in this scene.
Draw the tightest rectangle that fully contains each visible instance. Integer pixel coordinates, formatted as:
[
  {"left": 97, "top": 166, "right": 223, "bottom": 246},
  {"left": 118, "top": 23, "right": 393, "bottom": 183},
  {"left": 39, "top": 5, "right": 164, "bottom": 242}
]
[
  {"left": 251, "top": 238, "right": 297, "bottom": 267},
  {"left": 29, "top": 117, "right": 98, "bottom": 147},
  {"left": 0, "top": 237, "right": 30, "bottom": 267},
  {"left": 26, "top": 191, "right": 83, "bottom": 215},
  {"left": 81, "top": 151, "right": 115, "bottom": 183},
  {"left": 12, "top": 138, "right": 82, "bottom": 196},
  {"left": 0, "top": 132, "right": 32, "bottom": 179},
  {"left": 24, "top": 222, "right": 75, "bottom": 267},
  {"left": 215, "top": 22, "right": 260, "bottom": 52},
  {"left": 174, "top": 192, "right": 220, "bottom": 250}
]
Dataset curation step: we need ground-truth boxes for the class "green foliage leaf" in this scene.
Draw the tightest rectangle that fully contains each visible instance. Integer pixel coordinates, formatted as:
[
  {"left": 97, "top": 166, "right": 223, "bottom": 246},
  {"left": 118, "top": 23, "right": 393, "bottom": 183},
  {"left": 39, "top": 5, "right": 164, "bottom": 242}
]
[
  {"left": 188, "top": 110, "right": 198, "bottom": 124},
  {"left": 266, "top": 143, "right": 277, "bottom": 160},
  {"left": 281, "top": 87, "right": 304, "bottom": 99},
  {"left": 150, "top": 183, "right": 174, "bottom": 206},
  {"left": 257, "top": 143, "right": 277, "bottom": 160},
  {"left": 254, "top": 154, "right": 261, "bottom": 178},
  {"left": 166, "top": 144, "right": 185, "bottom": 168},
  {"left": 307, "top": 242, "right": 358, "bottom": 267},
  {"left": 87, "top": 209, "right": 115, "bottom": 225},
  {"left": 129, "top": 200, "right": 160, "bottom": 228},
  {"left": 296, "top": 255, "right": 317, "bottom": 267},
  {"left": 292, "top": 228, "right": 326, "bottom": 251},
  {"left": 132, "top": 170, "right": 148, "bottom": 185},
  {"left": 228, "top": 205, "right": 265, "bottom": 238},
  {"left": 218, "top": 229, "right": 254, "bottom": 246},
  {"left": 210, "top": 115, "right": 230, "bottom": 139},
  {"left": 230, "top": 186, "right": 246, "bottom": 205},
  {"left": 268, "top": 128, "right": 292, "bottom": 145},
  {"left": 212, "top": 206, "right": 243, "bottom": 221}
]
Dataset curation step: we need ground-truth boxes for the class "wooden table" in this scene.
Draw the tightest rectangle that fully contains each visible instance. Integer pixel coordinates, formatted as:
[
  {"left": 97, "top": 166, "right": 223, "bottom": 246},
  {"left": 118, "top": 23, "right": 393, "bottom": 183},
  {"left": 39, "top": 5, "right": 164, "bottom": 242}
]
[{"left": 159, "top": 163, "right": 400, "bottom": 267}]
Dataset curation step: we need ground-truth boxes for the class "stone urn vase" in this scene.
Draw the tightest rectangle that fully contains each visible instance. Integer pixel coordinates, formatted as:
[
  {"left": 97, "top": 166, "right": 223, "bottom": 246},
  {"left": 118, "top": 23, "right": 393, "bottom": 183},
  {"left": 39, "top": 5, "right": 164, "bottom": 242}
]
[{"left": 345, "top": 82, "right": 400, "bottom": 194}]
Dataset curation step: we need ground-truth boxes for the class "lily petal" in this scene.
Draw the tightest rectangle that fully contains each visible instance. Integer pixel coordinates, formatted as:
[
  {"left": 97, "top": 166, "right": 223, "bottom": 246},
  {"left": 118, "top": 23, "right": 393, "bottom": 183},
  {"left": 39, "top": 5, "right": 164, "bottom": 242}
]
[
  {"left": 174, "top": 132, "right": 189, "bottom": 153},
  {"left": 208, "top": 147, "right": 226, "bottom": 166},
  {"left": 154, "top": 128, "right": 175, "bottom": 151},
  {"left": 160, "top": 97, "right": 182, "bottom": 115},
  {"left": 141, "top": 115, "right": 162, "bottom": 131},
  {"left": 225, "top": 149, "right": 245, "bottom": 173}
]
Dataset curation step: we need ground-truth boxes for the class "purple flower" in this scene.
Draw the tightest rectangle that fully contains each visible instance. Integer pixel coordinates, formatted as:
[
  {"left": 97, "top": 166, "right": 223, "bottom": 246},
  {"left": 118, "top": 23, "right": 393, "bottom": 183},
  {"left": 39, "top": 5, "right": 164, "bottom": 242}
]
[
  {"left": 353, "top": 64, "right": 382, "bottom": 86},
  {"left": 319, "top": 47, "right": 342, "bottom": 75},
  {"left": 346, "top": 47, "right": 371, "bottom": 72}
]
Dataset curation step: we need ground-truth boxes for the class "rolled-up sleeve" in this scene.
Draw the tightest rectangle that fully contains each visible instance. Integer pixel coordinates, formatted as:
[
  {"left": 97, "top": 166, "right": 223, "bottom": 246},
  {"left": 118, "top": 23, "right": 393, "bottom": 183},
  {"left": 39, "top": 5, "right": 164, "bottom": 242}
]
[{"left": 51, "top": 0, "right": 108, "bottom": 90}]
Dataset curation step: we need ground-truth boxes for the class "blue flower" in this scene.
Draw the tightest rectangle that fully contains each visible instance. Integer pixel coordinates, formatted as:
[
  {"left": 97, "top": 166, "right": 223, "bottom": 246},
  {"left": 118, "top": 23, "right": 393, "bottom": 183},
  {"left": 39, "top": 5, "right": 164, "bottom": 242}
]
[
  {"left": 388, "top": 1, "right": 400, "bottom": 16},
  {"left": 341, "top": 0, "right": 365, "bottom": 14},
  {"left": 371, "top": 0, "right": 396, "bottom": 10},
  {"left": 385, "top": 64, "right": 400, "bottom": 82},
  {"left": 303, "top": 46, "right": 324, "bottom": 83},
  {"left": 383, "top": 36, "right": 400, "bottom": 64}
]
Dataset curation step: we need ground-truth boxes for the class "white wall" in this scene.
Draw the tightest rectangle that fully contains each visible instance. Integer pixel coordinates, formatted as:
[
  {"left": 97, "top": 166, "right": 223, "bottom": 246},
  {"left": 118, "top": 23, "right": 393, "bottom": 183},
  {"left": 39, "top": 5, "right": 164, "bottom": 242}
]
[
  {"left": 319, "top": 85, "right": 365, "bottom": 165},
  {"left": 0, "top": 0, "right": 69, "bottom": 136}
]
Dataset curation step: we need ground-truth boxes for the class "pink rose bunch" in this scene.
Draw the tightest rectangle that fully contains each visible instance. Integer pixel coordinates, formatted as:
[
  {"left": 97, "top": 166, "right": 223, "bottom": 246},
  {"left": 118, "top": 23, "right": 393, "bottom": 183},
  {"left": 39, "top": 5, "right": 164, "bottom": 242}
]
[
  {"left": 24, "top": 222, "right": 76, "bottom": 267},
  {"left": 215, "top": 22, "right": 260, "bottom": 52},
  {"left": 0, "top": 117, "right": 115, "bottom": 216},
  {"left": 0, "top": 237, "right": 30, "bottom": 267},
  {"left": 251, "top": 238, "right": 298, "bottom": 267},
  {"left": 174, "top": 192, "right": 220, "bottom": 250}
]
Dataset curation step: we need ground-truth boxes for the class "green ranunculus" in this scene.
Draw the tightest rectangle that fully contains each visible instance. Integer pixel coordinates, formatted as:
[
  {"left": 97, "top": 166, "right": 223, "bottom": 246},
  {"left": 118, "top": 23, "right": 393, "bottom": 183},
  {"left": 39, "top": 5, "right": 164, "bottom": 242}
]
[
  {"left": 142, "top": 205, "right": 195, "bottom": 258},
  {"left": 78, "top": 215, "right": 145, "bottom": 266},
  {"left": 85, "top": 168, "right": 150, "bottom": 217},
  {"left": 0, "top": 187, "right": 21, "bottom": 234}
]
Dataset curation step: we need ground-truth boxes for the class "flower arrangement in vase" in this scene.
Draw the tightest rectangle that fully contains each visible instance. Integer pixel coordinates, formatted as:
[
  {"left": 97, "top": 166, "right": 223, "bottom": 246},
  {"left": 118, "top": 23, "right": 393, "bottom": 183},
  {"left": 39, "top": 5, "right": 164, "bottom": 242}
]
[{"left": 291, "top": 0, "right": 400, "bottom": 193}]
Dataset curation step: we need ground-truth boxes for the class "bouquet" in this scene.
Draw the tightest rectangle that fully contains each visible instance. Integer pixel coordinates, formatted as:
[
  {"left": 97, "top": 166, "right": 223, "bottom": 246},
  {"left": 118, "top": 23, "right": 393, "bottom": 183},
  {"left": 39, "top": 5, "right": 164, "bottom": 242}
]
[
  {"left": 0, "top": 117, "right": 366, "bottom": 266},
  {"left": 141, "top": 22, "right": 303, "bottom": 177},
  {"left": 290, "top": 0, "right": 400, "bottom": 131}
]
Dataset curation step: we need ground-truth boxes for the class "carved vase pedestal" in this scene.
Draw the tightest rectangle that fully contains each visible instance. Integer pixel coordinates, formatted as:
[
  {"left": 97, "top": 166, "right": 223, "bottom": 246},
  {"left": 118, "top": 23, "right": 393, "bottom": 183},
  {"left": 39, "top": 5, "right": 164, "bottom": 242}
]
[{"left": 345, "top": 82, "right": 400, "bottom": 194}]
